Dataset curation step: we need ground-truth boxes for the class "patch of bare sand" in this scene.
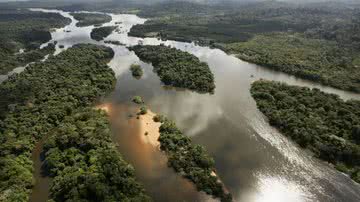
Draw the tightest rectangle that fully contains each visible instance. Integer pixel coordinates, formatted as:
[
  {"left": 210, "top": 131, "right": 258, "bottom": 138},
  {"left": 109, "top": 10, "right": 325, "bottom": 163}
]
[{"left": 134, "top": 110, "right": 162, "bottom": 148}]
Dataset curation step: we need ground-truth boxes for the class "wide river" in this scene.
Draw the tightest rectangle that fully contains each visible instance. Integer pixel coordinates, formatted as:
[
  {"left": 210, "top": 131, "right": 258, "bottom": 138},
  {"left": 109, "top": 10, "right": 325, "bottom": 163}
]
[{"left": 3, "top": 8, "right": 359, "bottom": 202}]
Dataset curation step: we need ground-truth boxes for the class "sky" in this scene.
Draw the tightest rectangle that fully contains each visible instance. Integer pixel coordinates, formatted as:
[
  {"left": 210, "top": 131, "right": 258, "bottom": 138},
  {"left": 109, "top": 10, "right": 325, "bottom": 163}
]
[{"left": 0, "top": 0, "right": 356, "bottom": 4}]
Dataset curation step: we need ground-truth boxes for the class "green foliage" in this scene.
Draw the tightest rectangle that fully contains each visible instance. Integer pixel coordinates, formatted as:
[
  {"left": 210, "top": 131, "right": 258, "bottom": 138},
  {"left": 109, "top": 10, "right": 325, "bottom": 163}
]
[
  {"left": 0, "top": 43, "right": 56, "bottom": 75},
  {"left": 132, "top": 96, "right": 144, "bottom": 104},
  {"left": 138, "top": 106, "right": 147, "bottom": 115},
  {"left": 130, "top": 64, "right": 143, "bottom": 78},
  {"left": 43, "top": 108, "right": 151, "bottom": 202},
  {"left": 226, "top": 33, "right": 360, "bottom": 93},
  {"left": 0, "top": 9, "right": 70, "bottom": 74},
  {"left": 129, "top": 45, "right": 215, "bottom": 93},
  {"left": 251, "top": 80, "right": 360, "bottom": 183},
  {"left": 0, "top": 44, "right": 116, "bottom": 201},
  {"left": 90, "top": 26, "right": 116, "bottom": 41},
  {"left": 104, "top": 40, "right": 125, "bottom": 46},
  {"left": 70, "top": 12, "right": 111, "bottom": 27},
  {"left": 153, "top": 114, "right": 166, "bottom": 123},
  {"left": 158, "top": 119, "right": 232, "bottom": 201}
]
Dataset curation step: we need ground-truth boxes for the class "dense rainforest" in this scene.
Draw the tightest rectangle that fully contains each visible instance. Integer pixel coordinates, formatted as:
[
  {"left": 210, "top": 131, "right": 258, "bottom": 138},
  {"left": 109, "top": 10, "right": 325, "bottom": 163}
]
[
  {"left": 156, "top": 117, "right": 232, "bottom": 202},
  {"left": 0, "top": 44, "right": 149, "bottom": 201},
  {"left": 0, "top": 9, "right": 71, "bottom": 74},
  {"left": 90, "top": 26, "right": 117, "bottom": 41},
  {"left": 70, "top": 12, "right": 112, "bottom": 27},
  {"left": 251, "top": 80, "right": 360, "bottom": 183},
  {"left": 43, "top": 108, "right": 150, "bottom": 201},
  {"left": 129, "top": 45, "right": 215, "bottom": 93},
  {"left": 128, "top": 1, "right": 360, "bottom": 93}
]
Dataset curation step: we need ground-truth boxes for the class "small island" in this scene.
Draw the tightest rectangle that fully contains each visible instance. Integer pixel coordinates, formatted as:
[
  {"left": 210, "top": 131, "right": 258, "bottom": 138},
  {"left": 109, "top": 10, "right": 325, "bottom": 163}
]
[
  {"left": 90, "top": 26, "right": 117, "bottom": 41},
  {"left": 251, "top": 80, "right": 360, "bottom": 183},
  {"left": 130, "top": 64, "right": 143, "bottom": 78},
  {"left": 129, "top": 45, "right": 215, "bottom": 93},
  {"left": 104, "top": 40, "right": 125, "bottom": 46},
  {"left": 132, "top": 96, "right": 144, "bottom": 104},
  {"left": 70, "top": 13, "right": 112, "bottom": 27}
]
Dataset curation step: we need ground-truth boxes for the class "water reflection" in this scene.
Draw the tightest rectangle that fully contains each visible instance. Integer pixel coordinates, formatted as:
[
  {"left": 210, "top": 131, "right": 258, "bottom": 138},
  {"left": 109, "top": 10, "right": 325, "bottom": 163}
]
[
  {"left": 103, "top": 103, "right": 213, "bottom": 202},
  {"left": 13, "top": 8, "right": 360, "bottom": 202}
]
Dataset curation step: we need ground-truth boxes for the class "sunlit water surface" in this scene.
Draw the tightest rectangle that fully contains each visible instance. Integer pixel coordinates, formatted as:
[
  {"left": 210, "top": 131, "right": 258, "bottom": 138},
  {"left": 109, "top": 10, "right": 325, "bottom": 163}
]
[{"left": 2, "top": 8, "right": 359, "bottom": 202}]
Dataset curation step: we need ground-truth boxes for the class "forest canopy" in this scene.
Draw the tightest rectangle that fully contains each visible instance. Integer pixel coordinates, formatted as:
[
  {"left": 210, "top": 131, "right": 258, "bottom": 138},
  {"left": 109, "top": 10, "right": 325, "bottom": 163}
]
[
  {"left": 251, "top": 80, "right": 360, "bottom": 183},
  {"left": 129, "top": 45, "right": 215, "bottom": 93},
  {"left": 43, "top": 108, "right": 150, "bottom": 202},
  {"left": 70, "top": 12, "right": 112, "bottom": 27},
  {"left": 0, "top": 44, "right": 123, "bottom": 201},
  {"left": 158, "top": 117, "right": 232, "bottom": 202},
  {"left": 90, "top": 26, "right": 116, "bottom": 41}
]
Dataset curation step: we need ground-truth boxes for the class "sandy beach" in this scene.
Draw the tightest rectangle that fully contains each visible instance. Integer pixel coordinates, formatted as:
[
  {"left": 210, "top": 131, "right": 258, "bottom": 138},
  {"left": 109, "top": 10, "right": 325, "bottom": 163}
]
[{"left": 135, "top": 110, "right": 162, "bottom": 148}]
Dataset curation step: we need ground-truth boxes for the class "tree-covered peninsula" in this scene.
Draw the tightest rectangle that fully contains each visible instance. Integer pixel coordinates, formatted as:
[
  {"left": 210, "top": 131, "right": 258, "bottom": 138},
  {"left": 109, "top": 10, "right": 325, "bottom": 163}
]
[
  {"left": 129, "top": 45, "right": 215, "bottom": 93},
  {"left": 157, "top": 118, "right": 232, "bottom": 202},
  {"left": 90, "top": 26, "right": 116, "bottom": 41},
  {"left": 251, "top": 80, "right": 360, "bottom": 183},
  {"left": 70, "top": 12, "right": 112, "bottom": 27},
  {"left": 0, "top": 9, "right": 71, "bottom": 74},
  {"left": 0, "top": 44, "right": 149, "bottom": 201}
]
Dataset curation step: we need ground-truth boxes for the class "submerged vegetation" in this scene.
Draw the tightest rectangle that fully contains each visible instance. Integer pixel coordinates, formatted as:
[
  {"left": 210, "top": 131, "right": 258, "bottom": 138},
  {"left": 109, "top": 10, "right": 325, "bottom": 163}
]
[
  {"left": 132, "top": 96, "right": 144, "bottom": 104},
  {"left": 0, "top": 44, "right": 149, "bottom": 201},
  {"left": 129, "top": 45, "right": 215, "bottom": 93},
  {"left": 0, "top": 9, "right": 70, "bottom": 74},
  {"left": 130, "top": 64, "right": 143, "bottom": 78},
  {"left": 138, "top": 106, "right": 148, "bottom": 115},
  {"left": 70, "top": 12, "right": 111, "bottom": 27},
  {"left": 158, "top": 118, "right": 232, "bottom": 202},
  {"left": 251, "top": 80, "right": 360, "bottom": 183},
  {"left": 90, "top": 26, "right": 116, "bottom": 41}
]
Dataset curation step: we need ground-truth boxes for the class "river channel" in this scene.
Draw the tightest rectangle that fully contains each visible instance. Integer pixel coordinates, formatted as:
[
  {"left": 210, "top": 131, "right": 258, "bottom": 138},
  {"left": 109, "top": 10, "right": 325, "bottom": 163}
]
[{"left": 7, "top": 8, "right": 359, "bottom": 202}]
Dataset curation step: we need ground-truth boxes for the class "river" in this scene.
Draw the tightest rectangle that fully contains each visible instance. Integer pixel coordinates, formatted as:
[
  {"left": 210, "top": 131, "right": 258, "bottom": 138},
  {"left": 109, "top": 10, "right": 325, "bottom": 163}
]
[{"left": 6, "top": 8, "right": 359, "bottom": 202}]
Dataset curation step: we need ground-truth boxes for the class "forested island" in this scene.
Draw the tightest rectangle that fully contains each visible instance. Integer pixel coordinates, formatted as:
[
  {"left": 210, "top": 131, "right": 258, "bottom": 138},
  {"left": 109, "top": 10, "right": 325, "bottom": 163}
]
[
  {"left": 251, "top": 80, "right": 360, "bottom": 183},
  {"left": 0, "top": 44, "right": 149, "bottom": 201},
  {"left": 130, "top": 64, "right": 143, "bottom": 78},
  {"left": 156, "top": 117, "right": 232, "bottom": 202},
  {"left": 90, "top": 26, "right": 116, "bottom": 41},
  {"left": 0, "top": 9, "right": 71, "bottom": 74},
  {"left": 70, "top": 12, "right": 111, "bottom": 27},
  {"left": 129, "top": 45, "right": 215, "bottom": 93},
  {"left": 128, "top": 1, "right": 360, "bottom": 93}
]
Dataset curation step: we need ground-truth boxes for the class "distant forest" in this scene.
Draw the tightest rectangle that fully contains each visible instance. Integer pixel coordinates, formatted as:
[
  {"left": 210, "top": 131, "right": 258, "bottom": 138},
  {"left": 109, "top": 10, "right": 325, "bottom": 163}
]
[
  {"left": 127, "top": 1, "right": 360, "bottom": 92},
  {"left": 0, "top": 9, "right": 70, "bottom": 74}
]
